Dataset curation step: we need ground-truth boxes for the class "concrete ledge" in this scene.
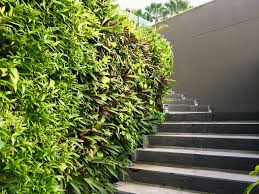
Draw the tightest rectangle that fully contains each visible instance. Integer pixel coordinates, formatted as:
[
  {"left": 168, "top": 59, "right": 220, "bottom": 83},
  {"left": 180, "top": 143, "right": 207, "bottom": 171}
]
[
  {"left": 127, "top": 163, "right": 259, "bottom": 194},
  {"left": 157, "top": 122, "right": 259, "bottom": 134},
  {"left": 135, "top": 147, "right": 259, "bottom": 171},
  {"left": 148, "top": 133, "right": 259, "bottom": 151}
]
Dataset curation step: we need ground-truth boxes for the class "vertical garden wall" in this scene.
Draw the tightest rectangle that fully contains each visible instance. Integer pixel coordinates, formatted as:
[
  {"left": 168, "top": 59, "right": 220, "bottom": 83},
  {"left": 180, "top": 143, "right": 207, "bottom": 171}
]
[{"left": 0, "top": 0, "right": 173, "bottom": 193}]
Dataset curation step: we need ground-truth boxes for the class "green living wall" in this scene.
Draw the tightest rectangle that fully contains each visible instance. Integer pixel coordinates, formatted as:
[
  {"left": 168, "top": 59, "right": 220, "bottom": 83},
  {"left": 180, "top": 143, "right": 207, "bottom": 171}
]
[{"left": 0, "top": 0, "right": 174, "bottom": 193}]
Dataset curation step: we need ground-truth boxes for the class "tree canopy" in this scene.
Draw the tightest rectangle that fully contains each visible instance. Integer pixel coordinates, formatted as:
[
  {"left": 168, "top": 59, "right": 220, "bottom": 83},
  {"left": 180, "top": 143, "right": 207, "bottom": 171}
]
[{"left": 131, "top": 0, "right": 191, "bottom": 23}]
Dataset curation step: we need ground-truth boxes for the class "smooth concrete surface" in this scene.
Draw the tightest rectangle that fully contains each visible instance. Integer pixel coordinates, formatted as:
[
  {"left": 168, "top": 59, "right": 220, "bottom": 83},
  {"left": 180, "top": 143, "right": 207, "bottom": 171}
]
[
  {"left": 158, "top": 122, "right": 259, "bottom": 134},
  {"left": 167, "top": 104, "right": 210, "bottom": 112},
  {"left": 127, "top": 164, "right": 259, "bottom": 193},
  {"left": 148, "top": 134, "right": 259, "bottom": 150},
  {"left": 163, "top": 121, "right": 259, "bottom": 124},
  {"left": 153, "top": 133, "right": 259, "bottom": 139},
  {"left": 120, "top": 109, "right": 259, "bottom": 193},
  {"left": 116, "top": 182, "right": 206, "bottom": 194},
  {"left": 136, "top": 147, "right": 259, "bottom": 171},
  {"left": 129, "top": 163, "right": 259, "bottom": 182},
  {"left": 137, "top": 147, "right": 259, "bottom": 158},
  {"left": 156, "top": 0, "right": 259, "bottom": 112},
  {"left": 166, "top": 112, "right": 213, "bottom": 121},
  {"left": 164, "top": 99, "right": 196, "bottom": 105}
]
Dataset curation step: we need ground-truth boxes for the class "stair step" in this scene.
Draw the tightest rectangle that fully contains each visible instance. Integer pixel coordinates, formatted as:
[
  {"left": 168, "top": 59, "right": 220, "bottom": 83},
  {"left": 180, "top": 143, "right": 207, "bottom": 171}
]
[
  {"left": 165, "top": 93, "right": 185, "bottom": 99},
  {"left": 166, "top": 113, "right": 213, "bottom": 121},
  {"left": 126, "top": 163, "right": 259, "bottom": 194},
  {"left": 166, "top": 105, "right": 210, "bottom": 112},
  {"left": 166, "top": 112, "right": 259, "bottom": 121},
  {"left": 115, "top": 182, "right": 207, "bottom": 194},
  {"left": 163, "top": 99, "right": 197, "bottom": 105},
  {"left": 135, "top": 147, "right": 259, "bottom": 171},
  {"left": 211, "top": 112, "right": 259, "bottom": 121},
  {"left": 157, "top": 122, "right": 259, "bottom": 134},
  {"left": 148, "top": 133, "right": 259, "bottom": 151}
]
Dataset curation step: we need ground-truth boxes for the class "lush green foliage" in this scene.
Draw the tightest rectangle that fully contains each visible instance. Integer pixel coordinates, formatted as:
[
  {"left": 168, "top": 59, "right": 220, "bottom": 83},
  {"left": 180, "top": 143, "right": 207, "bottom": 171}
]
[
  {"left": 131, "top": 0, "right": 191, "bottom": 22},
  {"left": 0, "top": 0, "right": 173, "bottom": 193},
  {"left": 245, "top": 166, "right": 259, "bottom": 193}
]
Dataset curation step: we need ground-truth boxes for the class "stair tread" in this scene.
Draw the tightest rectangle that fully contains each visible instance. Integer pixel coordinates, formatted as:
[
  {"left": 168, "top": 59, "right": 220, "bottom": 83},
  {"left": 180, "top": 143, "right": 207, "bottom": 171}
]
[
  {"left": 137, "top": 147, "right": 259, "bottom": 158},
  {"left": 129, "top": 163, "right": 259, "bottom": 182},
  {"left": 163, "top": 121, "right": 259, "bottom": 124},
  {"left": 152, "top": 133, "right": 259, "bottom": 139},
  {"left": 165, "top": 99, "right": 195, "bottom": 101},
  {"left": 168, "top": 112, "right": 211, "bottom": 114},
  {"left": 167, "top": 105, "right": 207, "bottom": 107},
  {"left": 116, "top": 182, "right": 207, "bottom": 194}
]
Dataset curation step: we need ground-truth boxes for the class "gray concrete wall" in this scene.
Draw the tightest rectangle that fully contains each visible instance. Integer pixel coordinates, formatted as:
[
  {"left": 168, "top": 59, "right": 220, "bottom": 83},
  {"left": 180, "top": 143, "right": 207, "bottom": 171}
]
[{"left": 156, "top": 0, "right": 259, "bottom": 112}]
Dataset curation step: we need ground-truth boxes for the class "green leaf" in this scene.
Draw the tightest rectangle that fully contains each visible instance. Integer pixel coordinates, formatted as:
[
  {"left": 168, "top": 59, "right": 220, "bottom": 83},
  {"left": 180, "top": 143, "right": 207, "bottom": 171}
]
[
  {"left": 0, "top": 0, "right": 174, "bottom": 193},
  {"left": 101, "top": 76, "right": 110, "bottom": 84},
  {"left": 244, "top": 180, "right": 259, "bottom": 194},
  {"left": 59, "top": 163, "right": 67, "bottom": 171},
  {"left": 9, "top": 68, "right": 19, "bottom": 93},
  {"left": 0, "top": 6, "right": 5, "bottom": 14},
  {"left": 70, "top": 181, "right": 82, "bottom": 194},
  {"left": 0, "top": 139, "right": 5, "bottom": 151},
  {"left": 96, "top": 151, "right": 103, "bottom": 158},
  {"left": 0, "top": 68, "right": 8, "bottom": 77},
  {"left": 48, "top": 79, "right": 55, "bottom": 90}
]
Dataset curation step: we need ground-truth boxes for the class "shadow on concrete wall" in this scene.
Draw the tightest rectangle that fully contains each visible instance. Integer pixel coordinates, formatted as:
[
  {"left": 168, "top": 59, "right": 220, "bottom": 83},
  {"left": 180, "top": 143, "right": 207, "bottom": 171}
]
[{"left": 156, "top": 0, "right": 259, "bottom": 113}]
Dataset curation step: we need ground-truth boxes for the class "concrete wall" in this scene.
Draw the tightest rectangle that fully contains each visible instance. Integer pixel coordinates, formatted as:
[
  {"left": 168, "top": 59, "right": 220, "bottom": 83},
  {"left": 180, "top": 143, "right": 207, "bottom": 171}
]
[{"left": 156, "top": 0, "right": 259, "bottom": 112}]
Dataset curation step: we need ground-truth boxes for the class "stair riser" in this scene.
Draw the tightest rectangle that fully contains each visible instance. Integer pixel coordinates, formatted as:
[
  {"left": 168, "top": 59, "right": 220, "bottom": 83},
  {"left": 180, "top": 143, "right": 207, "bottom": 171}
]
[
  {"left": 165, "top": 94, "right": 184, "bottom": 99},
  {"left": 166, "top": 114, "right": 213, "bottom": 121},
  {"left": 116, "top": 191, "right": 134, "bottom": 194},
  {"left": 212, "top": 112, "right": 259, "bottom": 121},
  {"left": 136, "top": 151, "right": 259, "bottom": 171},
  {"left": 157, "top": 124, "right": 259, "bottom": 134},
  {"left": 166, "top": 113, "right": 259, "bottom": 121},
  {"left": 167, "top": 105, "right": 209, "bottom": 112},
  {"left": 148, "top": 136, "right": 259, "bottom": 151},
  {"left": 163, "top": 99, "right": 196, "bottom": 105},
  {"left": 126, "top": 169, "right": 259, "bottom": 194}
]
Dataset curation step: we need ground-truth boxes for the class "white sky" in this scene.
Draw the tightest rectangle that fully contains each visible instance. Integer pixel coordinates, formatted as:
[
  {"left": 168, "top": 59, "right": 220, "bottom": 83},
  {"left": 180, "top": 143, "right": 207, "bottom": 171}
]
[{"left": 116, "top": 0, "right": 213, "bottom": 9}]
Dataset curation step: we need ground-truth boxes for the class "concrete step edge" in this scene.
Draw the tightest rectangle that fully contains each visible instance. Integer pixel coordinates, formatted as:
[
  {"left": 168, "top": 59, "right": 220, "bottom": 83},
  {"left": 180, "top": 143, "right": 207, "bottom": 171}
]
[
  {"left": 166, "top": 104, "right": 208, "bottom": 107},
  {"left": 147, "top": 135, "right": 259, "bottom": 151},
  {"left": 115, "top": 181, "right": 208, "bottom": 194},
  {"left": 150, "top": 133, "right": 259, "bottom": 139},
  {"left": 167, "top": 112, "right": 211, "bottom": 114},
  {"left": 163, "top": 99, "right": 198, "bottom": 105},
  {"left": 165, "top": 105, "right": 211, "bottom": 112},
  {"left": 157, "top": 122, "right": 259, "bottom": 134},
  {"left": 129, "top": 163, "right": 258, "bottom": 183},
  {"left": 162, "top": 122, "right": 259, "bottom": 124},
  {"left": 136, "top": 147, "right": 259, "bottom": 158}
]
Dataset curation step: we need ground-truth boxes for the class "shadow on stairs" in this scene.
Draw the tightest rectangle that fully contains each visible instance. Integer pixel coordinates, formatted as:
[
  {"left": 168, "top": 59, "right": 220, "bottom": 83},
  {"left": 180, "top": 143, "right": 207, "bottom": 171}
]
[{"left": 115, "top": 92, "right": 259, "bottom": 194}]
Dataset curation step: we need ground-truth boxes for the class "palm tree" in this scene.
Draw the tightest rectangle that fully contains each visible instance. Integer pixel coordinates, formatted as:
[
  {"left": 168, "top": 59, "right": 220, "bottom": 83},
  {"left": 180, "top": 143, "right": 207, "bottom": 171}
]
[
  {"left": 130, "top": 0, "right": 191, "bottom": 23},
  {"left": 165, "top": 0, "right": 177, "bottom": 15},
  {"left": 142, "top": 11, "right": 153, "bottom": 22},
  {"left": 145, "top": 3, "right": 165, "bottom": 22},
  {"left": 132, "top": 8, "right": 153, "bottom": 22},
  {"left": 131, "top": 9, "right": 143, "bottom": 18},
  {"left": 165, "top": 0, "right": 191, "bottom": 15},
  {"left": 161, "top": 8, "right": 170, "bottom": 20},
  {"left": 175, "top": 0, "right": 190, "bottom": 13}
]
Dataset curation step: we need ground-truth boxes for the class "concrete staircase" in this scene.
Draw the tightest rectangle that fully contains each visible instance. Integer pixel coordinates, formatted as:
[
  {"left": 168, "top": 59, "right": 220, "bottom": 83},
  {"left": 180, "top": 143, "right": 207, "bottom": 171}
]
[{"left": 116, "top": 92, "right": 259, "bottom": 194}]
